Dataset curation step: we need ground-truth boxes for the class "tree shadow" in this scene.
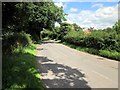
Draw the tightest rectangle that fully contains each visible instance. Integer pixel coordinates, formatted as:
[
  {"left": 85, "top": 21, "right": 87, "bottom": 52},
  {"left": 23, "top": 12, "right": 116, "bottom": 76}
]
[
  {"left": 36, "top": 48, "right": 47, "bottom": 51},
  {"left": 36, "top": 56, "right": 91, "bottom": 88},
  {"left": 42, "top": 40, "right": 55, "bottom": 44}
]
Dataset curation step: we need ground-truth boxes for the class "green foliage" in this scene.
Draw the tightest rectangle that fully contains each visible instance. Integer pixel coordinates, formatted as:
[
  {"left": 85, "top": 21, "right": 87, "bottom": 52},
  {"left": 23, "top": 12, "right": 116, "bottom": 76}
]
[
  {"left": 99, "top": 50, "right": 120, "bottom": 60},
  {"left": 63, "top": 21, "right": 120, "bottom": 60},
  {"left": 57, "top": 22, "right": 73, "bottom": 40},
  {"left": 113, "top": 20, "right": 120, "bottom": 34},
  {"left": 53, "top": 26, "right": 61, "bottom": 40},
  {"left": 64, "top": 29, "right": 120, "bottom": 51},
  {"left": 2, "top": 32, "right": 32, "bottom": 54},
  {"left": 53, "top": 23, "right": 83, "bottom": 41},
  {"left": 2, "top": 2, "right": 66, "bottom": 42},
  {"left": 64, "top": 42, "right": 120, "bottom": 61},
  {"left": 72, "top": 23, "right": 82, "bottom": 31},
  {"left": 2, "top": 2, "right": 18, "bottom": 34},
  {"left": 2, "top": 44, "right": 44, "bottom": 89},
  {"left": 41, "top": 29, "right": 55, "bottom": 39},
  {"left": 83, "top": 31, "right": 108, "bottom": 49},
  {"left": 64, "top": 30, "right": 86, "bottom": 46}
]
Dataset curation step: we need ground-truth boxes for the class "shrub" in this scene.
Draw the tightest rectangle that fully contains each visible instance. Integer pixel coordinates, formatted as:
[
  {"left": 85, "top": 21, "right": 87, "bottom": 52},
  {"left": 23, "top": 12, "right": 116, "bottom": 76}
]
[
  {"left": 83, "top": 30, "right": 110, "bottom": 49},
  {"left": 2, "top": 44, "right": 44, "bottom": 89},
  {"left": 63, "top": 29, "right": 120, "bottom": 60},
  {"left": 64, "top": 30, "right": 85, "bottom": 46},
  {"left": 99, "top": 50, "right": 120, "bottom": 60},
  {"left": 2, "top": 32, "right": 32, "bottom": 54},
  {"left": 85, "top": 48, "right": 99, "bottom": 55},
  {"left": 64, "top": 30, "right": 120, "bottom": 51}
]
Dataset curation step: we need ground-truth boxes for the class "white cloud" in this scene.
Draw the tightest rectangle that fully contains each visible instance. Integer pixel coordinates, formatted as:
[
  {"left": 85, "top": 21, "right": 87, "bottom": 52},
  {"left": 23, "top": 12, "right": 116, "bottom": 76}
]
[
  {"left": 92, "top": 4, "right": 103, "bottom": 8},
  {"left": 69, "top": 8, "right": 78, "bottom": 12},
  {"left": 54, "top": 2, "right": 67, "bottom": 9},
  {"left": 53, "top": 0, "right": 72, "bottom": 2},
  {"left": 54, "top": 2, "right": 64, "bottom": 7},
  {"left": 53, "top": 0, "right": 118, "bottom": 2},
  {"left": 66, "top": 4, "right": 118, "bottom": 29}
]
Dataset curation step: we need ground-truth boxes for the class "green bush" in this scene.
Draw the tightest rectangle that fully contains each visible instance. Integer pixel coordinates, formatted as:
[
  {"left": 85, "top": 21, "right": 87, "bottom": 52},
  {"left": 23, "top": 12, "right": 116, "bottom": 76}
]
[
  {"left": 99, "top": 50, "right": 120, "bottom": 60},
  {"left": 83, "top": 30, "right": 110, "bottom": 49},
  {"left": 63, "top": 29, "right": 120, "bottom": 60},
  {"left": 2, "top": 44, "right": 44, "bottom": 89},
  {"left": 64, "top": 30, "right": 85, "bottom": 46},
  {"left": 64, "top": 30, "right": 120, "bottom": 51},
  {"left": 2, "top": 32, "right": 32, "bottom": 54}
]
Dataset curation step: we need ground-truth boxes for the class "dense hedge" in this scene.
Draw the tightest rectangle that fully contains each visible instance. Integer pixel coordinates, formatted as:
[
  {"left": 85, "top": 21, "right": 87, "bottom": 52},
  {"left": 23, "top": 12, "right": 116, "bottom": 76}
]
[
  {"left": 64, "top": 30, "right": 120, "bottom": 51},
  {"left": 63, "top": 30, "right": 120, "bottom": 60},
  {"left": 2, "top": 32, "right": 32, "bottom": 54}
]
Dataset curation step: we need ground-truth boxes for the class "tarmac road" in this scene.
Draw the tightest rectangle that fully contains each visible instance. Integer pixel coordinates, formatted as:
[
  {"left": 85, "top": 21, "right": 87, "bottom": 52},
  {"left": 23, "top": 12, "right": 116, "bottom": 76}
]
[{"left": 36, "top": 40, "right": 118, "bottom": 88}]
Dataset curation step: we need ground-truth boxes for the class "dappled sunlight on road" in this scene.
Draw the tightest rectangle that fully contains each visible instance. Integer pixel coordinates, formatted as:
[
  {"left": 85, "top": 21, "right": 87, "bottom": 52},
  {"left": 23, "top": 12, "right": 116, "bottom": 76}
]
[
  {"left": 36, "top": 56, "right": 90, "bottom": 88},
  {"left": 36, "top": 41, "right": 118, "bottom": 88}
]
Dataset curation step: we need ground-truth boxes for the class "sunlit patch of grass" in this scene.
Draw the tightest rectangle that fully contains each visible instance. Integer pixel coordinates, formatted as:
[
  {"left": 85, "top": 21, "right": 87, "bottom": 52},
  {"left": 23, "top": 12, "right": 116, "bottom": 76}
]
[
  {"left": 2, "top": 44, "right": 44, "bottom": 89},
  {"left": 24, "top": 44, "right": 37, "bottom": 55}
]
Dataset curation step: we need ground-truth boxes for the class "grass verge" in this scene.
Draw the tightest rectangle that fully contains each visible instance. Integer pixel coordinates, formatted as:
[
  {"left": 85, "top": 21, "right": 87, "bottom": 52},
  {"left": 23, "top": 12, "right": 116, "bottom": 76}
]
[
  {"left": 2, "top": 44, "right": 44, "bottom": 89},
  {"left": 63, "top": 42, "right": 120, "bottom": 61}
]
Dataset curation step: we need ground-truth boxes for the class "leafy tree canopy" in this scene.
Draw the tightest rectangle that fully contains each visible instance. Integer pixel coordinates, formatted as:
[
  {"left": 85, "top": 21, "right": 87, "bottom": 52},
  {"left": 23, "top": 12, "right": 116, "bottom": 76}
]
[{"left": 2, "top": 2, "right": 66, "bottom": 41}]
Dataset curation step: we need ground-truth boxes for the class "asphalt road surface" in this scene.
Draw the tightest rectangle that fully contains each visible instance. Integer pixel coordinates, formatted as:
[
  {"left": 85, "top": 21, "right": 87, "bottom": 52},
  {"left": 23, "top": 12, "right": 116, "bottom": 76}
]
[{"left": 36, "top": 40, "right": 118, "bottom": 88}]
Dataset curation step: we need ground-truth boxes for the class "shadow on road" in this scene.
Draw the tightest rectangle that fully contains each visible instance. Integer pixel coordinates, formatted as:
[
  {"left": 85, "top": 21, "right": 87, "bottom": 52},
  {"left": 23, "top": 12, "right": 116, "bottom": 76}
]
[
  {"left": 36, "top": 56, "right": 91, "bottom": 88},
  {"left": 42, "top": 40, "right": 56, "bottom": 44}
]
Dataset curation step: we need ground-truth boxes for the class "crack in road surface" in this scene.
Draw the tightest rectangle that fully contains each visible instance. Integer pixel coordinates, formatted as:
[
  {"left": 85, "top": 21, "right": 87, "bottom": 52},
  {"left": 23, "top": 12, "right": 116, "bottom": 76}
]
[{"left": 36, "top": 40, "right": 118, "bottom": 88}]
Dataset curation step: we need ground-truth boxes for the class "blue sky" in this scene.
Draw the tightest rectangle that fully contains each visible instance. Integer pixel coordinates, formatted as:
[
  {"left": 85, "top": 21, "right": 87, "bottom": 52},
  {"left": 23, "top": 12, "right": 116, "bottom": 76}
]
[
  {"left": 64, "top": 2, "right": 117, "bottom": 13},
  {"left": 55, "top": 1, "right": 119, "bottom": 29}
]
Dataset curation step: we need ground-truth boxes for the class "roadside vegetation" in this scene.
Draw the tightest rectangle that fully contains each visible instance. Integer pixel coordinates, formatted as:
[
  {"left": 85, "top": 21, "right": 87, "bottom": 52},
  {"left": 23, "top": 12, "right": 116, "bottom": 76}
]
[
  {"left": 64, "top": 21, "right": 120, "bottom": 60},
  {"left": 43, "top": 21, "right": 120, "bottom": 61},
  {"left": 2, "top": 2, "right": 65, "bottom": 89},
  {"left": 2, "top": 31, "right": 44, "bottom": 89},
  {"left": 62, "top": 21, "right": 120, "bottom": 61},
  {"left": 2, "top": 1, "right": 120, "bottom": 89},
  {"left": 3, "top": 43, "right": 44, "bottom": 89}
]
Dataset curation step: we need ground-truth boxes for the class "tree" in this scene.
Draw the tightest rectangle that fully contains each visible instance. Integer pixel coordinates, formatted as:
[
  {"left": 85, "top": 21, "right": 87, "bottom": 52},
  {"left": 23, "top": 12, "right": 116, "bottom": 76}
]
[
  {"left": 72, "top": 23, "right": 82, "bottom": 31},
  {"left": 2, "top": 2, "right": 19, "bottom": 34},
  {"left": 55, "top": 22, "right": 73, "bottom": 40},
  {"left": 2, "top": 2, "right": 66, "bottom": 41},
  {"left": 113, "top": 20, "right": 120, "bottom": 34},
  {"left": 104, "top": 27, "right": 112, "bottom": 32}
]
